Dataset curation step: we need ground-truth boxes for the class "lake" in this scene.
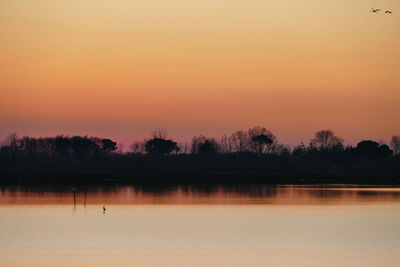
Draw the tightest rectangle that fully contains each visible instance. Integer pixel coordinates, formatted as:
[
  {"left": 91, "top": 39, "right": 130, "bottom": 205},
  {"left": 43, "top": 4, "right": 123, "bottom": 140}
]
[{"left": 1, "top": 184, "right": 400, "bottom": 266}]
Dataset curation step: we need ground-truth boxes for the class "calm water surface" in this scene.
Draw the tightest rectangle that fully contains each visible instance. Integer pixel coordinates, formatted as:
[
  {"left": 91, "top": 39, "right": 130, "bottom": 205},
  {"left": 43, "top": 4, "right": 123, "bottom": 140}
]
[{"left": 1, "top": 184, "right": 400, "bottom": 266}]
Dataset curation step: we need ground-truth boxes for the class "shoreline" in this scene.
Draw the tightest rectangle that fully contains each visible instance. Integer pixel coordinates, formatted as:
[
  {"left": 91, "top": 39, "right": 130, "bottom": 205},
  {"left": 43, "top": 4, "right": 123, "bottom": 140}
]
[{"left": 1, "top": 169, "right": 400, "bottom": 185}]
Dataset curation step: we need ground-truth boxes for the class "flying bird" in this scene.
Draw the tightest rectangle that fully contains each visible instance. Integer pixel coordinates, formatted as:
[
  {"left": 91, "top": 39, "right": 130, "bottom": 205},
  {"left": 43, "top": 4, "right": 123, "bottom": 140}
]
[
  {"left": 385, "top": 10, "right": 393, "bottom": 14},
  {"left": 371, "top": 7, "right": 380, "bottom": 13}
]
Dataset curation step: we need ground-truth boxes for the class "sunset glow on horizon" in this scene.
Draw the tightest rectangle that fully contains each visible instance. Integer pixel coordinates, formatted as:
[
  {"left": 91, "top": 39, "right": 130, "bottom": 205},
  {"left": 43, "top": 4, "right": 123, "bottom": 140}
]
[{"left": 1, "top": 0, "right": 399, "bottom": 146}]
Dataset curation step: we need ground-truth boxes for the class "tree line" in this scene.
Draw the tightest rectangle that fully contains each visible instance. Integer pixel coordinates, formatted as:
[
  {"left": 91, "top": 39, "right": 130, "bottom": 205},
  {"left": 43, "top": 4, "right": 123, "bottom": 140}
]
[
  {"left": 1, "top": 127, "right": 399, "bottom": 179},
  {"left": 0, "top": 134, "right": 118, "bottom": 158},
  {"left": 1, "top": 127, "right": 399, "bottom": 158}
]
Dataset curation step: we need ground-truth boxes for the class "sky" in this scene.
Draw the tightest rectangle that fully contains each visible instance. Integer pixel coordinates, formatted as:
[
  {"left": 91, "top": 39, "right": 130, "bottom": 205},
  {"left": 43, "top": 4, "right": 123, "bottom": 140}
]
[{"left": 0, "top": 0, "right": 399, "bottom": 146}]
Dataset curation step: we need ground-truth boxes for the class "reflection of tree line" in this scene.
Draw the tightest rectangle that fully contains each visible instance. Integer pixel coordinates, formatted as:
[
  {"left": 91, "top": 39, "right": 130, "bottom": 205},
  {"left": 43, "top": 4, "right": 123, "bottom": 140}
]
[
  {"left": 0, "top": 127, "right": 399, "bottom": 179},
  {"left": 2, "top": 184, "right": 400, "bottom": 200}
]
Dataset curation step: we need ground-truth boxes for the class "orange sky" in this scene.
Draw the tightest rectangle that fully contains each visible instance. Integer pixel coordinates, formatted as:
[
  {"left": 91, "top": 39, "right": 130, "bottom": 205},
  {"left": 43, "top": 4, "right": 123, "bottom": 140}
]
[{"left": 1, "top": 0, "right": 399, "bottom": 146}]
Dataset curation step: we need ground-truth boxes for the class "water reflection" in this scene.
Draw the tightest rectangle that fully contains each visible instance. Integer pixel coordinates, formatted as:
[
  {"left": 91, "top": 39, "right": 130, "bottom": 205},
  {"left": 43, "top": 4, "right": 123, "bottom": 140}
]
[{"left": 1, "top": 184, "right": 400, "bottom": 205}]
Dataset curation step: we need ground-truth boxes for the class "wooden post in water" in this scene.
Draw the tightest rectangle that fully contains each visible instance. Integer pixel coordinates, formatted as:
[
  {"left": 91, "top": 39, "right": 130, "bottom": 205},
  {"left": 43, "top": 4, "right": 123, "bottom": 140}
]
[
  {"left": 84, "top": 191, "right": 87, "bottom": 207},
  {"left": 72, "top": 188, "right": 77, "bottom": 209}
]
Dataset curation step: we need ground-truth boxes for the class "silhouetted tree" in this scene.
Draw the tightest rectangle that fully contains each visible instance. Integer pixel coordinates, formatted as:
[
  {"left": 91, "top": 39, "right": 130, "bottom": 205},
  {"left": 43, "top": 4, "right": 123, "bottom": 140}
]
[
  {"left": 310, "top": 130, "right": 343, "bottom": 151},
  {"left": 248, "top": 126, "right": 276, "bottom": 153},
  {"left": 251, "top": 134, "right": 273, "bottom": 154},
  {"left": 198, "top": 140, "right": 219, "bottom": 154},
  {"left": 292, "top": 142, "right": 307, "bottom": 157},
  {"left": 100, "top": 138, "right": 117, "bottom": 155},
  {"left": 377, "top": 144, "right": 393, "bottom": 157},
  {"left": 130, "top": 141, "right": 146, "bottom": 154},
  {"left": 70, "top": 136, "right": 99, "bottom": 158},
  {"left": 230, "top": 130, "right": 249, "bottom": 152},
  {"left": 191, "top": 135, "right": 220, "bottom": 154},
  {"left": 220, "top": 134, "right": 233, "bottom": 153},
  {"left": 19, "top": 136, "right": 39, "bottom": 156},
  {"left": 272, "top": 143, "right": 291, "bottom": 156},
  {"left": 178, "top": 142, "right": 190, "bottom": 154},
  {"left": 356, "top": 140, "right": 379, "bottom": 154},
  {"left": 355, "top": 140, "right": 393, "bottom": 158},
  {"left": 1, "top": 129, "right": 399, "bottom": 179},
  {"left": 1, "top": 133, "right": 19, "bottom": 157},
  {"left": 55, "top": 135, "right": 71, "bottom": 157},
  {"left": 145, "top": 138, "right": 179, "bottom": 155}
]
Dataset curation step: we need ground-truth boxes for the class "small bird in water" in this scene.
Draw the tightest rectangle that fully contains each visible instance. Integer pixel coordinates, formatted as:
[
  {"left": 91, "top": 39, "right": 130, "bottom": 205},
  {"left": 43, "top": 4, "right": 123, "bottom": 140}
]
[
  {"left": 385, "top": 10, "right": 393, "bottom": 14},
  {"left": 103, "top": 206, "right": 106, "bottom": 213},
  {"left": 371, "top": 7, "right": 380, "bottom": 13}
]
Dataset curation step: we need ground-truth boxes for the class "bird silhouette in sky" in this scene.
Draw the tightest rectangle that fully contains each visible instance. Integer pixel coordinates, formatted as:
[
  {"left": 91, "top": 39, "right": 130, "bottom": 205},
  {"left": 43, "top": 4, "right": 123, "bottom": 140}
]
[
  {"left": 385, "top": 10, "right": 393, "bottom": 14},
  {"left": 371, "top": 7, "right": 380, "bottom": 13}
]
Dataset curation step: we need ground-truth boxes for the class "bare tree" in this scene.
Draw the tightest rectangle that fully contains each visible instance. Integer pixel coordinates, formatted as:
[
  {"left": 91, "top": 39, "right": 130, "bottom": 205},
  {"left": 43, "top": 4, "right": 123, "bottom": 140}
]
[
  {"left": 230, "top": 130, "right": 249, "bottom": 152},
  {"left": 1, "top": 133, "right": 19, "bottom": 156},
  {"left": 178, "top": 142, "right": 190, "bottom": 154},
  {"left": 220, "top": 134, "right": 233, "bottom": 153},
  {"left": 310, "top": 130, "right": 343, "bottom": 151},
  {"left": 391, "top": 136, "right": 400, "bottom": 155},
  {"left": 3, "top": 133, "right": 18, "bottom": 147},
  {"left": 151, "top": 128, "right": 168, "bottom": 139},
  {"left": 130, "top": 141, "right": 146, "bottom": 153}
]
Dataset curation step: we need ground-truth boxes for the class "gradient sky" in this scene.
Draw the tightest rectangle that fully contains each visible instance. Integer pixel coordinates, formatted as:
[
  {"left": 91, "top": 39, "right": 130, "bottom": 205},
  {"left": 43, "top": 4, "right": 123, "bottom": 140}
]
[{"left": 1, "top": 0, "right": 399, "bottom": 146}]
